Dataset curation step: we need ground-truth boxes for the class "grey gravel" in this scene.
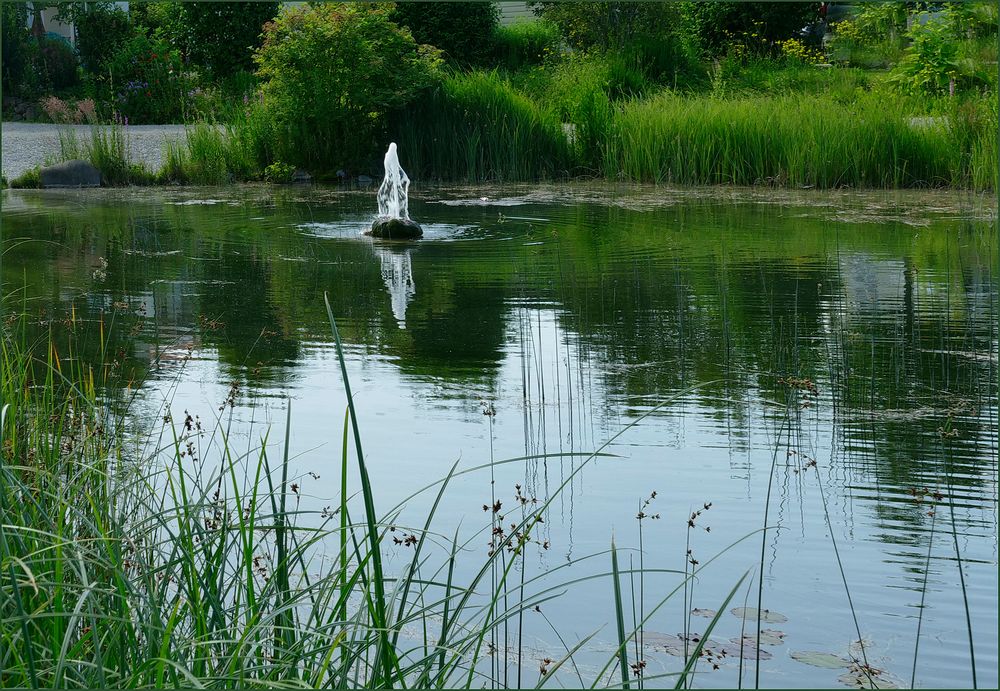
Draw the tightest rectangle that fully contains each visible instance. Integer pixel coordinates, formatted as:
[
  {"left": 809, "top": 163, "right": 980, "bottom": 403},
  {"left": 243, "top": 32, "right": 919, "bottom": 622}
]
[{"left": 2, "top": 122, "right": 188, "bottom": 180}]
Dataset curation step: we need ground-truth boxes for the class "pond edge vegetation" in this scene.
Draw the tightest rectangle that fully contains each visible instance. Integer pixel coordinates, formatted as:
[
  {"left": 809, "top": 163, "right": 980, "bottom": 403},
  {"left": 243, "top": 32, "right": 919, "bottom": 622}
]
[{"left": 3, "top": 2, "right": 997, "bottom": 192}]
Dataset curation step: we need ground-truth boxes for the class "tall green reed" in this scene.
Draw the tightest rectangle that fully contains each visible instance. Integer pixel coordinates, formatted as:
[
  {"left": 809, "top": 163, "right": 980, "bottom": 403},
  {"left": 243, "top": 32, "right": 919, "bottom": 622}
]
[
  {"left": 1, "top": 301, "right": 750, "bottom": 688},
  {"left": 603, "top": 92, "right": 990, "bottom": 190},
  {"left": 391, "top": 71, "right": 572, "bottom": 182}
]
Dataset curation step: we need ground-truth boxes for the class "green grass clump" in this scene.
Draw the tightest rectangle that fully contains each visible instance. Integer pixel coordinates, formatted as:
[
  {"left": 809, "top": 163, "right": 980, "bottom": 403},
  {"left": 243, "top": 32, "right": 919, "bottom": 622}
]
[
  {"left": 492, "top": 20, "right": 562, "bottom": 71},
  {"left": 158, "top": 111, "right": 272, "bottom": 185},
  {"left": 392, "top": 71, "right": 572, "bottom": 182},
  {"left": 8, "top": 167, "right": 42, "bottom": 189},
  {"left": 54, "top": 124, "right": 154, "bottom": 187},
  {"left": 602, "top": 91, "right": 980, "bottom": 189}
]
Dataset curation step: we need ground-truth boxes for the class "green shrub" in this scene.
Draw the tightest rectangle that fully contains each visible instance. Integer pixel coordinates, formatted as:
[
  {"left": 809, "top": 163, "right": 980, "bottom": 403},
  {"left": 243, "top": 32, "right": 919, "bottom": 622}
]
[
  {"left": 533, "top": 1, "right": 682, "bottom": 53},
  {"left": 889, "top": 10, "right": 991, "bottom": 97},
  {"left": 104, "top": 34, "right": 189, "bottom": 123},
  {"left": 679, "top": 1, "right": 821, "bottom": 57},
  {"left": 181, "top": 2, "right": 279, "bottom": 77},
  {"left": 72, "top": 4, "right": 134, "bottom": 75},
  {"left": 1, "top": 2, "right": 30, "bottom": 93},
  {"left": 390, "top": 1, "right": 499, "bottom": 66},
  {"left": 24, "top": 37, "right": 80, "bottom": 92},
  {"left": 8, "top": 167, "right": 42, "bottom": 189},
  {"left": 492, "top": 19, "right": 561, "bottom": 71},
  {"left": 255, "top": 3, "right": 443, "bottom": 172},
  {"left": 264, "top": 161, "right": 295, "bottom": 184}
]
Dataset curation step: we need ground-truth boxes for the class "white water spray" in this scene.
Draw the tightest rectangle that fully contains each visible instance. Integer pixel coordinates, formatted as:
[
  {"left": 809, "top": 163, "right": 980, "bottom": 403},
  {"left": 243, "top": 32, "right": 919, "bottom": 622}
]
[{"left": 376, "top": 142, "right": 410, "bottom": 220}]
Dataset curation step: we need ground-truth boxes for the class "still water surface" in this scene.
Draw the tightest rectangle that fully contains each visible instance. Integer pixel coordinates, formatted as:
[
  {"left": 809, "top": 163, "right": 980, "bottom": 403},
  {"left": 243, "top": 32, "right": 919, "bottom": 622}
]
[{"left": 3, "top": 184, "right": 997, "bottom": 688}]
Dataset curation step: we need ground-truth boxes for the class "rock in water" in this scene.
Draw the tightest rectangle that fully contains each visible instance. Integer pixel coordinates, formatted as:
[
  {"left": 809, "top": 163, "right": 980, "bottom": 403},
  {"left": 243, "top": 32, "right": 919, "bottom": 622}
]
[
  {"left": 40, "top": 159, "right": 101, "bottom": 188},
  {"left": 367, "top": 217, "right": 423, "bottom": 239}
]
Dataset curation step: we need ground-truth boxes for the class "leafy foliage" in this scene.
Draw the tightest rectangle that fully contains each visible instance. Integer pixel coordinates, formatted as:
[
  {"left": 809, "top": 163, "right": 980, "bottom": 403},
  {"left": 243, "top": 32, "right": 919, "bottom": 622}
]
[
  {"left": 181, "top": 1, "right": 279, "bottom": 77},
  {"left": 679, "top": 1, "right": 821, "bottom": 57},
  {"left": 390, "top": 1, "right": 499, "bottom": 66},
  {"left": 888, "top": 11, "right": 970, "bottom": 96},
  {"left": 28, "top": 37, "right": 80, "bottom": 91},
  {"left": 492, "top": 19, "right": 561, "bottom": 71},
  {"left": 1, "top": 2, "right": 30, "bottom": 92},
  {"left": 255, "top": 2, "right": 443, "bottom": 171},
  {"left": 531, "top": 1, "right": 682, "bottom": 52},
  {"left": 104, "top": 34, "right": 189, "bottom": 123},
  {"left": 71, "top": 3, "right": 135, "bottom": 75}
]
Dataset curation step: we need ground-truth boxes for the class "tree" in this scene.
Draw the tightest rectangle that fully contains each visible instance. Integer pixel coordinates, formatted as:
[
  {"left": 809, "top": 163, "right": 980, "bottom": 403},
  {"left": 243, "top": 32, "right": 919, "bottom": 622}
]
[
  {"left": 182, "top": 2, "right": 279, "bottom": 77},
  {"left": 255, "top": 2, "right": 443, "bottom": 171},
  {"left": 390, "top": 1, "right": 499, "bottom": 65},
  {"left": 679, "top": 1, "right": 822, "bottom": 56},
  {"left": 1, "top": 3, "right": 30, "bottom": 91},
  {"left": 530, "top": 1, "right": 681, "bottom": 52}
]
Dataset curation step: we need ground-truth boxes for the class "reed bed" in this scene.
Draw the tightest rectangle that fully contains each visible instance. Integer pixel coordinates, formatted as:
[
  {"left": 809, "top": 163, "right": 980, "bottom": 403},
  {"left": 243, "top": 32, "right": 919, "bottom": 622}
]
[
  {"left": 391, "top": 71, "right": 573, "bottom": 182},
  {"left": 601, "top": 92, "right": 982, "bottom": 188}
]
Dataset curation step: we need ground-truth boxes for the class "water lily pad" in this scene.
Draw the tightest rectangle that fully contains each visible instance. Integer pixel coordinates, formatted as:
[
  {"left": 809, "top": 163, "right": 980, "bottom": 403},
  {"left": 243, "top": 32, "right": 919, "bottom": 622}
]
[
  {"left": 637, "top": 631, "right": 684, "bottom": 648},
  {"left": 691, "top": 608, "right": 717, "bottom": 618},
  {"left": 849, "top": 638, "right": 875, "bottom": 658},
  {"left": 637, "top": 632, "right": 718, "bottom": 657},
  {"left": 837, "top": 671, "right": 900, "bottom": 689},
  {"left": 790, "top": 651, "right": 853, "bottom": 669},
  {"left": 731, "top": 629, "right": 785, "bottom": 647},
  {"left": 730, "top": 607, "right": 788, "bottom": 623},
  {"left": 718, "top": 642, "right": 773, "bottom": 660}
]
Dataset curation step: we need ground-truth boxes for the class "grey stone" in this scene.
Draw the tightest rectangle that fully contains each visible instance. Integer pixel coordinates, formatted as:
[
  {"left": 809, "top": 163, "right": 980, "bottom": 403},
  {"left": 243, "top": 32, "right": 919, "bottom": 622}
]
[
  {"left": 40, "top": 159, "right": 101, "bottom": 188},
  {"left": 366, "top": 217, "right": 423, "bottom": 240},
  {"left": 356, "top": 174, "right": 374, "bottom": 186}
]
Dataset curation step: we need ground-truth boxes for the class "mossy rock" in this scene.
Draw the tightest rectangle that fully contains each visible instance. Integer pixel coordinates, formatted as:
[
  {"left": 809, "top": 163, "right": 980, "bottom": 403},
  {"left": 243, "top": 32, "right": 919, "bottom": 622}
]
[{"left": 367, "top": 217, "right": 423, "bottom": 239}]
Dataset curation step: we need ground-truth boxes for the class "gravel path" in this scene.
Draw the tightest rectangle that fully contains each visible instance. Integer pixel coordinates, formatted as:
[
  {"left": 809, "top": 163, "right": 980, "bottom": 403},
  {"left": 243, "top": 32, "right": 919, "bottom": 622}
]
[{"left": 2, "top": 122, "right": 188, "bottom": 179}]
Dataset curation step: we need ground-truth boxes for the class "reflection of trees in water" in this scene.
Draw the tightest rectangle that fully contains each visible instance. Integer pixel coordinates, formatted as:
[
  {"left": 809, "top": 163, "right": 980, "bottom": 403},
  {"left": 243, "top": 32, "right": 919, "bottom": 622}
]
[{"left": 4, "top": 192, "right": 996, "bottom": 514}]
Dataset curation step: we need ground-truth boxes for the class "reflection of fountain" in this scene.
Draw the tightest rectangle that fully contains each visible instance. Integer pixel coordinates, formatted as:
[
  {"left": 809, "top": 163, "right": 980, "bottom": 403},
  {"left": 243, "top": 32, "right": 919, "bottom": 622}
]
[
  {"left": 367, "top": 143, "right": 423, "bottom": 239},
  {"left": 375, "top": 246, "right": 416, "bottom": 328}
]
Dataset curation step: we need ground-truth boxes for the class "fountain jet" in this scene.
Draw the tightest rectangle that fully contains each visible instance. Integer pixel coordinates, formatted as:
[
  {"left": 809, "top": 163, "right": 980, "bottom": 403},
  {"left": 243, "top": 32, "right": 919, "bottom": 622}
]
[{"left": 367, "top": 143, "right": 422, "bottom": 239}]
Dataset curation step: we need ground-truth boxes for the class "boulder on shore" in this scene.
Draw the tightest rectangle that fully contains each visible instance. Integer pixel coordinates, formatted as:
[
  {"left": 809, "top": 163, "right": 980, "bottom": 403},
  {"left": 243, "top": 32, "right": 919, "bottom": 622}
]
[
  {"left": 366, "top": 217, "right": 423, "bottom": 240},
  {"left": 40, "top": 159, "right": 101, "bottom": 188}
]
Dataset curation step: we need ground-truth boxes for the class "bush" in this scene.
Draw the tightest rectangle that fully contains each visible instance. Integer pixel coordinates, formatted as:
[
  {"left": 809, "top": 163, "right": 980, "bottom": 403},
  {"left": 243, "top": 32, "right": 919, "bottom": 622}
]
[
  {"left": 72, "top": 4, "right": 134, "bottom": 75},
  {"left": 24, "top": 37, "right": 80, "bottom": 92},
  {"left": 679, "top": 1, "right": 821, "bottom": 57},
  {"left": 390, "top": 1, "right": 499, "bottom": 66},
  {"left": 255, "top": 3, "right": 443, "bottom": 172},
  {"left": 264, "top": 161, "right": 295, "bottom": 183},
  {"left": 104, "top": 34, "right": 189, "bottom": 123},
  {"left": 889, "top": 11, "right": 976, "bottom": 97},
  {"left": 1, "top": 2, "right": 30, "bottom": 93},
  {"left": 492, "top": 20, "right": 561, "bottom": 71},
  {"left": 9, "top": 167, "right": 42, "bottom": 189},
  {"left": 181, "top": 2, "right": 279, "bottom": 77},
  {"left": 533, "top": 1, "right": 683, "bottom": 53}
]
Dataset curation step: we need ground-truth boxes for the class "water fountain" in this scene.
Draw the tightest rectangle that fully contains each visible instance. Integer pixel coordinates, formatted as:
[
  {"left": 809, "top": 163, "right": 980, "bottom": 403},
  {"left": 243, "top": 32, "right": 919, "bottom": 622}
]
[{"left": 367, "top": 143, "right": 423, "bottom": 239}]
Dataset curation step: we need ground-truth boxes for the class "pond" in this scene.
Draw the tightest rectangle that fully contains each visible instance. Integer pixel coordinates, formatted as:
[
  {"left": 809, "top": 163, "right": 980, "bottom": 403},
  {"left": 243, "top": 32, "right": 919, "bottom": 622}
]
[{"left": 2, "top": 184, "right": 997, "bottom": 688}]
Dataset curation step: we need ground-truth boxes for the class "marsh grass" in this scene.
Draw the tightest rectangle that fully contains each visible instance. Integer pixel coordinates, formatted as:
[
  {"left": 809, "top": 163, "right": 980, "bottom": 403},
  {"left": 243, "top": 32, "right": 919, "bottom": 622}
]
[
  {"left": 602, "top": 92, "right": 979, "bottom": 188},
  {"left": 0, "top": 296, "right": 749, "bottom": 688},
  {"left": 56, "top": 124, "right": 155, "bottom": 187},
  {"left": 391, "top": 71, "right": 573, "bottom": 182},
  {"left": 7, "top": 167, "right": 42, "bottom": 189}
]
